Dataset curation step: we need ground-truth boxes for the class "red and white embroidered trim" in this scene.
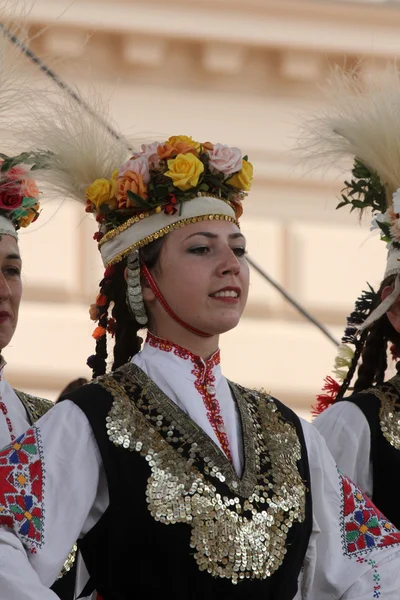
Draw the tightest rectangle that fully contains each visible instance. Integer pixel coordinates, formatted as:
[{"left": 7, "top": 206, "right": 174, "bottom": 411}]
[
  {"left": 0, "top": 401, "right": 15, "bottom": 442},
  {"left": 146, "top": 333, "right": 232, "bottom": 461}
]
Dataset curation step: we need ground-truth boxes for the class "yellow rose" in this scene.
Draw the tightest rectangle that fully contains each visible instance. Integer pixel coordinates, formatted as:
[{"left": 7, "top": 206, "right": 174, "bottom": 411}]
[
  {"left": 167, "top": 135, "right": 200, "bottom": 151},
  {"left": 86, "top": 178, "right": 117, "bottom": 211},
  {"left": 226, "top": 159, "right": 253, "bottom": 192},
  {"left": 165, "top": 153, "right": 204, "bottom": 191}
]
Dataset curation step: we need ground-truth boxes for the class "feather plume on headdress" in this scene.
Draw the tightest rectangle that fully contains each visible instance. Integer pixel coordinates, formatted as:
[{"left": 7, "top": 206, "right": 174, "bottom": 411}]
[
  {"left": 304, "top": 65, "right": 400, "bottom": 416},
  {"left": 14, "top": 89, "right": 132, "bottom": 203},
  {"left": 299, "top": 64, "right": 400, "bottom": 205}
]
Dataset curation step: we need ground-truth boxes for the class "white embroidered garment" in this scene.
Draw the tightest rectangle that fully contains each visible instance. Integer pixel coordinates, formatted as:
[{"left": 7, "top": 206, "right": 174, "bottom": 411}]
[
  {"left": 313, "top": 401, "right": 373, "bottom": 497},
  {"left": 0, "top": 358, "right": 32, "bottom": 446},
  {"left": 0, "top": 339, "right": 400, "bottom": 598}
]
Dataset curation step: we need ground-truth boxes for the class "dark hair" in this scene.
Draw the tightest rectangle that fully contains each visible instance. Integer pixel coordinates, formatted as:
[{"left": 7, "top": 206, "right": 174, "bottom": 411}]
[
  {"left": 56, "top": 378, "right": 88, "bottom": 403},
  {"left": 87, "top": 237, "right": 166, "bottom": 378},
  {"left": 339, "top": 274, "right": 400, "bottom": 395}
]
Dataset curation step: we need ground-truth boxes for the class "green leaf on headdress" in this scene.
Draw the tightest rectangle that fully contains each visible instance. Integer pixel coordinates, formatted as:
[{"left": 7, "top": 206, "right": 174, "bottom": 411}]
[
  {"left": 243, "top": 155, "right": 248, "bottom": 162},
  {"left": 338, "top": 159, "right": 386, "bottom": 216},
  {"left": 198, "top": 183, "right": 209, "bottom": 192},
  {"left": 336, "top": 200, "right": 349, "bottom": 209},
  {"left": 126, "top": 190, "right": 151, "bottom": 209},
  {"left": 154, "top": 185, "right": 171, "bottom": 199},
  {"left": 0, "top": 152, "right": 31, "bottom": 173},
  {"left": 21, "top": 197, "right": 38, "bottom": 209},
  {"left": 376, "top": 220, "right": 391, "bottom": 239}
]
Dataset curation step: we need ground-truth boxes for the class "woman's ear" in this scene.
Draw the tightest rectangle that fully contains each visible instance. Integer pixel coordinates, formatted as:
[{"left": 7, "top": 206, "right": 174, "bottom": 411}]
[
  {"left": 382, "top": 285, "right": 400, "bottom": 333},
  {"left": 140, "top": 271, "right": 156, "bottom": 303}
]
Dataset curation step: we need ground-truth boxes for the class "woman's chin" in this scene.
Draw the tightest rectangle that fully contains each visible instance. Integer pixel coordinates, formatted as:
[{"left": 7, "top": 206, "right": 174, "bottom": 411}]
[{"left": 203, "top": 316, "right": 242, "bottom": 336}]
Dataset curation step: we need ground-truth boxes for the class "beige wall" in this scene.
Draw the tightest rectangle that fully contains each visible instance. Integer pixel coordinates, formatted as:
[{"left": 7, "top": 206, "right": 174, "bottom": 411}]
[{"left": 3, "top": 0, "right": 399, "bottom": 418}]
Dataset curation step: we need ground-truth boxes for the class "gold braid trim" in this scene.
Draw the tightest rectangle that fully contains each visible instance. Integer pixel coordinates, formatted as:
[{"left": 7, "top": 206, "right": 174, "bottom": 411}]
[{"left": 14, "top": 390, "right": 53, "bottom": 425}]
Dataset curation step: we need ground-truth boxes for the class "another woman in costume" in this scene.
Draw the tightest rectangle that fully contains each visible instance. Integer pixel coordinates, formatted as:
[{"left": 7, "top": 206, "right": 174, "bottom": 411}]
[
  {"left": 0, "top": 160, "right": 52, "bottom": 444},
  {"left": 0, "top": 107, "right": 400, "bottom": 598},
  {"left": 309, "top": 67, "right": 400, "bottom": 530}
]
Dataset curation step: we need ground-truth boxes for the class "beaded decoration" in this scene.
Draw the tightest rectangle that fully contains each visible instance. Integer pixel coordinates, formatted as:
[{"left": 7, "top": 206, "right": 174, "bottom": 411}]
[
  {"left": 360, "top": 375, "right": 400, "bottom": 451},
  {"left": 96, "top": 363, "right": 306, "bottom": 584}
]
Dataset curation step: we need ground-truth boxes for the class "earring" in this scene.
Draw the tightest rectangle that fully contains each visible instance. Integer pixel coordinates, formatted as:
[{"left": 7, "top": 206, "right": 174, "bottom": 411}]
[{"left": 126, "top": 251, "right": 148, "bottom": 326}]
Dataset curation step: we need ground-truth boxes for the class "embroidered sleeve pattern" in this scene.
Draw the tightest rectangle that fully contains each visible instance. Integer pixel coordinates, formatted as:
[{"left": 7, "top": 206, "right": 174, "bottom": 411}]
[
  {"left": 340, "top": 471, "right": 400, "bottom": 557},
  {"left": 0, "top": 427, "right": 45, "bottom": 552}
]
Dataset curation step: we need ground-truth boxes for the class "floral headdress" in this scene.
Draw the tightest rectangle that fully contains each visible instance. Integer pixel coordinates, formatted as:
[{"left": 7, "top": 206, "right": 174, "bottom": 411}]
[
  {"left": 84, "top": 135, "right": 252, "bottom": 267},
  {"left": 0, "top": 152, "right": 40, "bottom": 236},
  {"left": 84, "top": 135, "right": 252, "bottom": 334},
  {"left": 301, "top": 65, "right": 400, "bottom": 413}
]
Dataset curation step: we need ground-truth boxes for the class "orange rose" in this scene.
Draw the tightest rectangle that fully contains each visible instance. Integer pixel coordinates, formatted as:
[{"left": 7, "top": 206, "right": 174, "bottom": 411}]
[
  {"left": 115, "top": 171, "right": 148, "bottom": 209},
  {"left": 158, "top": 142, "right": 198, "bottom": 160},
  {"left": 202, "top": 141, "right": 214, "bottom": 151}
]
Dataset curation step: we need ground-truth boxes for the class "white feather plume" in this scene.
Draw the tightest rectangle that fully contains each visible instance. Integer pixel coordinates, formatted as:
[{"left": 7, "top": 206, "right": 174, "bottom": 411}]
[
  {"left": 16, "top": 88, "right": 132, "bottom": 202},
  {"left": 0, "top": 1, "right": 39, "bottom": 130},
  {"left": 299, "top": 64, "right": 400, "bottom": 203}
]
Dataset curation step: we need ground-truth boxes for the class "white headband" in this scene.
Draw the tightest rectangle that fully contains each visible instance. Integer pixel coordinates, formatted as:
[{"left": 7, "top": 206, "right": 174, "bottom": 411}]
[
  {"left": 99, "top": 196, "right": 236, "bottom": 267},
  {"left": 0, "top": 215, "right": 17, "bottom": 240}
]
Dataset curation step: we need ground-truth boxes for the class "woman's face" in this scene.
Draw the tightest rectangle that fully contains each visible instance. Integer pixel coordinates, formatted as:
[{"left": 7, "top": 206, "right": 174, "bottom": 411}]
[
  {"left": 0, "top": 235, "right": 22, "bottom": 352},
  {"left": 144, "top": 220, "right": 250, "bottom": 337}
]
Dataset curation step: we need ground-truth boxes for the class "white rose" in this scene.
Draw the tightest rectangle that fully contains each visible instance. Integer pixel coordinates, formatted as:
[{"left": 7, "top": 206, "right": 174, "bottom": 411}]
[{"left": 207, "top": 143, "right": 242, "bottom": 177}]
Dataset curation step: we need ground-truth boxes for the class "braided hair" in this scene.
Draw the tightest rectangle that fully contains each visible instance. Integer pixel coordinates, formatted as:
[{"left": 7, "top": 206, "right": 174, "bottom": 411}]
[
  {"left": 87, "top": 237, "right": 165, "bottom": 377},
  {"left": 339, "top": 274, "right": 400, "bottom": 396}
]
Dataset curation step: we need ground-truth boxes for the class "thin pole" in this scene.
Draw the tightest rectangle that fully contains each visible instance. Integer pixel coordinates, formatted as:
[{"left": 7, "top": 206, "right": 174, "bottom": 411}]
[
  {"left": 246, "top": 256, "right": 340, "bottom": 347},
  {"left": 0, "top": 23, "right": 133, "bottom": 151}
]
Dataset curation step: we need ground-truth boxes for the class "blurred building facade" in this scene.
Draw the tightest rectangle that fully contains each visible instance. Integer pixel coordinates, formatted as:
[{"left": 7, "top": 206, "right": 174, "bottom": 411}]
[{"left": 5, "top": 0, "right": 400, "bottom": 416}]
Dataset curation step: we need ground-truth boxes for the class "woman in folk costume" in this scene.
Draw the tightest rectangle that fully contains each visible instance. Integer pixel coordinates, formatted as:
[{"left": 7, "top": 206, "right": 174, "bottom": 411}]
[
  {"left": 1, "top": 89, "right": 400, "bottom": 598},
  {"left": 309, "top": 67, "right": 400, "bottom": 531},
  {"left": 0, "top": 3, "right": 54, "bottom": 442},
  {"left": 0, "top": 159, "right": 53, "bottom": 436}
]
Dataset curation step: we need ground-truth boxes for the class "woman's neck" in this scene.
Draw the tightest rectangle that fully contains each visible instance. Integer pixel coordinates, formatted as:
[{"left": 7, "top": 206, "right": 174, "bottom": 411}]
[{"left": 148, "top": 326, "right": 219, "bottom": 361}]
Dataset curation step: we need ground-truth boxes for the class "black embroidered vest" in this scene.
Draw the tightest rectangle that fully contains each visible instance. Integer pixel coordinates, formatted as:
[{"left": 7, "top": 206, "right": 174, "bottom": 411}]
[
  {"left": 68, "top": 364, "right": 312, "bottom": 600},
  {"left": 339, "top": 375, "right": 400, "bottom": 528}
]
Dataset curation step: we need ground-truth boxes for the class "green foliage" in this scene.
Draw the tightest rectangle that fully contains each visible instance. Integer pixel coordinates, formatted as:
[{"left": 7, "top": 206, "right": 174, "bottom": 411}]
[{"left": 336, "top": 159, "right": 386, "bottom": 215}]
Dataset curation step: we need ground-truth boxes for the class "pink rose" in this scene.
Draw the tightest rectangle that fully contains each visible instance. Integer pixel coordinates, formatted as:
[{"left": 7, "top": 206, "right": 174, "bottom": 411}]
[
  {"left": 118, "top": 155, "right": 150, "bottom": 183},
  {"left": 7, "top": 165, "right": 26, "bottom": 180},
  {"left": 140, "top": 142, "right": 161, "bottom": 157},
  {"left": 207, "top": 143, "right": 242, "bottom": 177}
]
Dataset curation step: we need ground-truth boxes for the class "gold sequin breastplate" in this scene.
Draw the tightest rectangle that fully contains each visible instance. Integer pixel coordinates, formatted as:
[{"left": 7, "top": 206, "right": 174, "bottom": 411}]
[
  {"left": 98, "top": 364, "right": 306, "bottom": 584},
  {"left": 362, "top": 375, "right": 400, "bottom": 450}
]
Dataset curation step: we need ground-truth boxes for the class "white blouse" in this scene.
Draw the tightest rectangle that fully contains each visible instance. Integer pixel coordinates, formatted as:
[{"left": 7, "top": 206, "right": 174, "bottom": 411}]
[
  {"left": 0, "top": 337, "right": 399, "bottom": 599},
  {"left": 313, "top": 401, "right": 373, "bottom": 497}
]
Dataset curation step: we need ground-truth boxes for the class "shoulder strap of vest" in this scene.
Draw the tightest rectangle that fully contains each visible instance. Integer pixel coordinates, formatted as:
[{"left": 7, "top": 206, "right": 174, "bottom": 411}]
[{"left": 14, "top": 390, "right": 54, "bottom": 425}]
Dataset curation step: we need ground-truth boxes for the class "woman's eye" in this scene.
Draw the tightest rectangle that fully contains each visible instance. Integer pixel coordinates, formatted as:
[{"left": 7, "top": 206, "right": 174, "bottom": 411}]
[
  {"left": 188, "top": 246, "right": 210, "bottom": 255},
  {"left": 4, "top": 267, "right": 20, "bottom": 277},
  {"left": 233, "top": 247, "right": 246, "bottom": 257}
]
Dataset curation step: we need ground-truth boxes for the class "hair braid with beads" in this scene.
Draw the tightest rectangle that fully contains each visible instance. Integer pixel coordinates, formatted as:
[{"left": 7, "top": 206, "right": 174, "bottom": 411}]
[{"left": 87, "top": 237, "right": 166, "bottom": 377}]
